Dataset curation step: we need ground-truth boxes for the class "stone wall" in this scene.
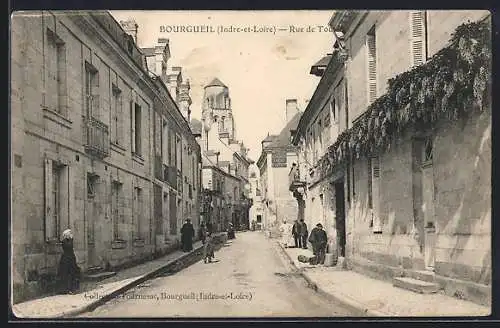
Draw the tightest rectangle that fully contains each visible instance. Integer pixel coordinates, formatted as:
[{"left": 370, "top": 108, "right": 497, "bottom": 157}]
[{"left": 10, "top": 12, "right": 201, "bottom": 303}]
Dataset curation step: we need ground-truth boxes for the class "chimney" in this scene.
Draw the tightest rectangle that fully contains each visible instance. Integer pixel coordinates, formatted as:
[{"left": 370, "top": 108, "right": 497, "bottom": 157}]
[
  {"left": 285, "top": 99, "right": 299, "bottom": 124},
  {"left": 120, "top": 19, "right": 139, "bottom": 44}
]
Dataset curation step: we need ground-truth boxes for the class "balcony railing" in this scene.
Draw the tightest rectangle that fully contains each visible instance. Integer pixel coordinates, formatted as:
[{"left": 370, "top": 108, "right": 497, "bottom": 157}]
[
  {"left": 288, "top": 164, "right": 306, "bottom": 192},
  {"left": 164, "top": 164, "right": 177, "bottom": 189},
  {"left": 83, "top": 116, "right": 110, "bottom": 158}
]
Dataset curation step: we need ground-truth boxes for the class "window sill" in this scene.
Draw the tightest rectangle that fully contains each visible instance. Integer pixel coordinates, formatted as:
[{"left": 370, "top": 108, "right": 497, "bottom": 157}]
[
  {"left": 111, "top": 142, "right": 126, "bottom": 155},
  {"left": 111, "top": 240, "right": 127, "bottom": 249},
  {"left": 132, "top": 239, "right": 145, "bottom": 248},
  {"left": 132, "top": 153, "right": 145, "bottom": 165},
  {"left": 422, "top": 160, "right": 433, "bottom": 169},
  {"left": 42, "top": 106, "right": 72, "bottom": 129}
]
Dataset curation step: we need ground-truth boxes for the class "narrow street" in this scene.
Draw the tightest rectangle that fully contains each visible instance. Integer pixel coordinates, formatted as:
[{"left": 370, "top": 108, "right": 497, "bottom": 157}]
[{"left": 79, "top": 231, "right": 353, "bottom": 317}]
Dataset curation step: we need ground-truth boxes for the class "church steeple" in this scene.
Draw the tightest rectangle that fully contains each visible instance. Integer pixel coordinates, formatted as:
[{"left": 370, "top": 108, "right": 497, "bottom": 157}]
[{"left": 202, "top": 77, "right": 234, "bottom": 141}]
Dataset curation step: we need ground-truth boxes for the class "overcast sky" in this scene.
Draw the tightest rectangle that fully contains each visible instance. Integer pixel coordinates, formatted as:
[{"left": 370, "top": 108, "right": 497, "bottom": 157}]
[{"left": 110, "top": 10, "right": 334, "bottom": 162}]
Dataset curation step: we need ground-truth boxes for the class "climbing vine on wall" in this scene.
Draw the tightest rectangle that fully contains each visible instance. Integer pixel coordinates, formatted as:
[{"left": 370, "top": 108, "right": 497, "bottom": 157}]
[{"left": 318, "top": 18, "right": 491, "bottom": 180}]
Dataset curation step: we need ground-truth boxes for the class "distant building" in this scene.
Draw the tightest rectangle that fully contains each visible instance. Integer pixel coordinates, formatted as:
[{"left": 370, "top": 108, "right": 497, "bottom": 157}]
[
  {"left": 248, "top": 169, "right": 264, "bottom": 229},
  {"left": 257, "top": 99, "right": 302, "bottom": 230},
  {"left": 193, "top": 78, "right": 253, "bottom": 231}
]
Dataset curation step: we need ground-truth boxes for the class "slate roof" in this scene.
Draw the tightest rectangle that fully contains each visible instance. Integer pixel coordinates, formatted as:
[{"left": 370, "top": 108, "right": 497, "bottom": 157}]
[
  {"left": 263, "top": 112, "right": 302, "bottom": 149},
  {"left": 205, "top": 77, "right": 227, "bottom": 88},
  {"left": 310, "top": 54, "right": 333, "bottom": 75},
  {"left": 141, "top": 47, "right": 155, "bottom": 56},
  {"left": 190, "top": 118, "right": 202, "bottom": 135},
  {"left": 313, "top": 54, "right": 332, "bottom": 67}
]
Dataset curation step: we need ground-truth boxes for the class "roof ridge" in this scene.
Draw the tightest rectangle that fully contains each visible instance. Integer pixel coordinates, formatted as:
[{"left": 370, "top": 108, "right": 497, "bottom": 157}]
[{"left": 206, "top": 77, "right": 227, "bottom": 88}]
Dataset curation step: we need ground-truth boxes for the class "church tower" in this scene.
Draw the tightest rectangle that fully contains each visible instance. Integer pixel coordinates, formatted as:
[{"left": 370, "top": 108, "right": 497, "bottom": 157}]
[{"left": 202, "top": 78, "right": 235, "bottom": 141}]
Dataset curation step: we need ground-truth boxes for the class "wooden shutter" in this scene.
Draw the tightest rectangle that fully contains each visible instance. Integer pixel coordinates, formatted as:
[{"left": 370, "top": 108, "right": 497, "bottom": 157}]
[
  {"left": 67, "top": 165, "right": 73, "bottom": 232},
  {"left": 130, "top": 100, "right": 135, "bottom": 153},
  {"left": 410, "top": 11, "right": 427, "bottom": 67},
  {"left": 117, "top": 93, "right": 123, "bottom": 145},
  {"left": 44, "top": 158, "right": 54, "bottom": 241},
  {"left": 135, "top": 105, "right": 142, "bottom": 155},
  {"left": 371, "top": 156, "right": 382, "bottom": 233},
  {"left": 366, "top": 31, "right": 377, "bottom": 103},
  {"left": 93, "top": 71, "right": 100, "bottom": 120},
  {"left": 132, "top": 181, "right": 136, "bottom": 239}
]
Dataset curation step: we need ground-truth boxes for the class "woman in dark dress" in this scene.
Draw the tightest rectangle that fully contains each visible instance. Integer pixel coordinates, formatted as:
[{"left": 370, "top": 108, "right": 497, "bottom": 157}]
[
  {"left": 180, "top": 219, "right": 195, "bottom": 252},
  {"left": 58, "top": 229, "right": 81, "bottom": 294}
]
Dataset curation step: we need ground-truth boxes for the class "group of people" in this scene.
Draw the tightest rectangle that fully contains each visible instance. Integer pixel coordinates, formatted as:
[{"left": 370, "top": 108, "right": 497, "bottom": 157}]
[
  {"left": 280, "top": 219, "right": 328, "bottom": 265},
  {"left": 55, "top": 218, "right": 215, "bottom": 296},
  {"left": 181, "top": 218, "right": 217, "bottom": 264}
]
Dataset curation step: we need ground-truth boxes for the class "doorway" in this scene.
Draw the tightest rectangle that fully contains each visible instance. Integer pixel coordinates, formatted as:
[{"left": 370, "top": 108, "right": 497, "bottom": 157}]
[
  {"left": 421, "top": 137, "right": 436, "bottom": 271},
  {"left": 412, "top": 136, "right": 436, "bottom": 271},
  {"left": 334, "top": 180, "right": 346, "bottom": 257},
  {"left": 86, "top": 173, "right": 100, "bottom": 268},
  {"left": 153, "top": 184, "right": 163, "bottom": 248}
]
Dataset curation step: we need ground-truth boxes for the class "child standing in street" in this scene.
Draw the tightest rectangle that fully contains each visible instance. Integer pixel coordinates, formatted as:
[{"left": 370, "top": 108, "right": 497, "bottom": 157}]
[{"left": 203, "top": 232, "right": 215, "bottom": 263}]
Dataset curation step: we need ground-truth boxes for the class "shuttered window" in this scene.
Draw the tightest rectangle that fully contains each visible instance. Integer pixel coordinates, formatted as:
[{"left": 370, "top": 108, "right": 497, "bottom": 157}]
[
  {"left": 134, "top": 186, "right": 143, "bottom": 239},
  {"left": 45, "top": 159, "right": 69, "bottom": 241},
  {"left": 112, "top": 83, "right": 123, "bottom": 145},
  {"left": 410, "top": 11, "right": 427, "bottom": 67},
  {"left": 134, "top": 104, "right": 142, "bottom": 156},
  {"left": 367, "top": 159, "right": 373, "bottom": 209},
  {"left": 112, "top": 181, "right": 124, "bottom": 240},
  {"left": 130, "top": 100, "right": 135, "bottom": 154},
  {"left": 366, "top": 27, "right": 377, "bottom": 104}
]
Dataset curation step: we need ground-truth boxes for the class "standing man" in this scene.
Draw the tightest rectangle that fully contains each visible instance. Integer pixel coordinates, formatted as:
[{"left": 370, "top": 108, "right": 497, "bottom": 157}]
[
  {"left": 308, "top": 223, "right": 328, "bottom": 264},
  {"left": 292, "top": 219, "right": 300, "bottom": 248},
  {"left": 199, "top": 222, "right": 208, "bottom": 245},
  {"left": 299, "top": 219, "right": 308, "bottom": 249},
  {"left": 180, "top": 218, "right": 195, "bottom": 252}
]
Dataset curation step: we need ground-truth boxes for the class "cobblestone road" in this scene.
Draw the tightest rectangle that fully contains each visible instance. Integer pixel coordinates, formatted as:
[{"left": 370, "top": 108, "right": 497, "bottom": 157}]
[{"left": 79, "top": 231, "right": 353, "bottom": 317}]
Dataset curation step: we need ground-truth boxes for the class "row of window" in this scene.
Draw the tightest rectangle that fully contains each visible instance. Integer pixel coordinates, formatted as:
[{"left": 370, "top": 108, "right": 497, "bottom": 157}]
[
  {"left": 46, "top": 159, "right": 192, "bottom": 243},
  {"left": 365, "top": 11, "right": 428, "bottom": 105},
  {"left": 45, "top": 25, "right": 199, "bottom": 187},
  {"left": 302, "top": 11, "right": 429, "bottom": 167},
  {"left": 305, "top": 89, "right": 340, "bottom": 164},
  {"left": 361, "top": 136, "right": 433, "bottom": 233}
]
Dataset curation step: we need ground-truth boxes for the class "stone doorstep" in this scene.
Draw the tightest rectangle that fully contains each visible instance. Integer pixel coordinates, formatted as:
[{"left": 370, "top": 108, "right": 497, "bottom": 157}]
[
  {"left": 13, "top": 239, "right": 218, "bottom": 319},
  {"left": 82, "top": 271, "right": 117, "bottom": 281},
  {"left": 404, "top": 269, "right": 436, "bottom": 283},
  {"left": 392, "top": 277, "right": 440, "bottom": 294},
  {"left": 350, "top": 256, "right": 491, "bottom": 307}
]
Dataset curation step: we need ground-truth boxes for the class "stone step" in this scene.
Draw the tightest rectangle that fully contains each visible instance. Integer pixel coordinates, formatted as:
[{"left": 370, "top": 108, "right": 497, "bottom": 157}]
[
  {"left": 393, "top": 277, "right": 440, "bottom": 294},
  {"left": 83, "top": 271, "right": 117, "bottom": 281},
  {"left": 85, "top": 266, "right": 104, "bottom": 275},
  {"left": 405, "top": 269, "right": 436, "bottom": 283}
]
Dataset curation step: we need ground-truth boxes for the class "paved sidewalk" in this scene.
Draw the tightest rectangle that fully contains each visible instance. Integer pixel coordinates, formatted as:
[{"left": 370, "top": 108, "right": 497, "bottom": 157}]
[
  {"left": 12, "top": 240, "right": 207, "bottom": 318},
  {"left": 279, "top": 243, "right": 491, "bottom": 317}
]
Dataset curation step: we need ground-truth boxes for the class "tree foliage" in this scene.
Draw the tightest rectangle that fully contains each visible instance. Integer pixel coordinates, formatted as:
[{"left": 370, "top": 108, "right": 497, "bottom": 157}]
[{"left": 317, "top": 19, "right": 491, "bottom": 180}]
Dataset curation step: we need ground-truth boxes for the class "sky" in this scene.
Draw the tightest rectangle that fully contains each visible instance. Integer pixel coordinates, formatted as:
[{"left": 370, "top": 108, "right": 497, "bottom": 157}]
[{"left": 110, "top": 11, "right": 334, "bottom": 162}]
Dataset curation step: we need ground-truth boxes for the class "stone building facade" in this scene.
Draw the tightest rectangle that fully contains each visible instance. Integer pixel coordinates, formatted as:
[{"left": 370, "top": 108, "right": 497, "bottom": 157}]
[
  {"left": 248, "top": 170, "right": 264, "bottom": 229},
  {"left": 192, "top": 78, "right": 252, "bottom": 231},
  {"left": 258, "top": 99, "right": 302, "bottom": 231},
  {"left": 10, "top": 11, "right": 201, "bottom": 303},
  {"left": 290, "top": 10, "right": 491, "bottom": 306}
]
